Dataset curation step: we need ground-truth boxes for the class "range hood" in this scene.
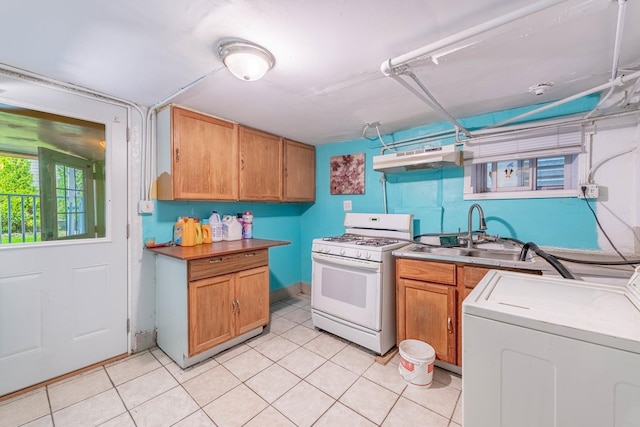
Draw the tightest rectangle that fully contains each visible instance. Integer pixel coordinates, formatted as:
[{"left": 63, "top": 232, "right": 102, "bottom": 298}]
[{"left": 373, "top": 145, "right": 463, "bottom": 173}]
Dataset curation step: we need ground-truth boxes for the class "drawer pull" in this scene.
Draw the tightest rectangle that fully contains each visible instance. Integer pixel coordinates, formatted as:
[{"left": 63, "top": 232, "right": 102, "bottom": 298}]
[
  {"left": 244, "top": 253, "right": 255, "bottom": 257},
  {"left": 235, "top": 299, "right": 240, "bottom": 313},
  {"left": 209, "top": 258, "right": 223, "bottom": 264},
  {"left": 447, "top": 317, "right": 453, "bottom": 334}
]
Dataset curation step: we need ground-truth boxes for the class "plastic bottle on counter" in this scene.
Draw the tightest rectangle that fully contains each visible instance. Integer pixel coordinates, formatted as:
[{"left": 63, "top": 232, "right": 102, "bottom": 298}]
[
  {"left": 242, "top": 211, "right": 253, "bottom": 239},
  {"left": 194, "top": 218, "right": 203, "bottom": 245},
  {"left": 222, "top": 215, "right": 243, "bottom": 241},
  {"left": 173, "top": 217, "right": 184, "bottom": 245},
  {"left": 201, "top": 219, "right": 213, "bottom": 244},
  {"left": 209, "top": 211, "right": 223, "bottom": 242},
  {"left": 181, "top": 217, "right": 197, "bottom": 246}
]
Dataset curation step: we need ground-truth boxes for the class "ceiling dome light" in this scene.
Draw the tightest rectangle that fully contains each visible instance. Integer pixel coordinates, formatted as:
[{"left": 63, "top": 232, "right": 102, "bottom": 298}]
[{"left": 218, "top": 40, "right": 275, "bottom": 82}]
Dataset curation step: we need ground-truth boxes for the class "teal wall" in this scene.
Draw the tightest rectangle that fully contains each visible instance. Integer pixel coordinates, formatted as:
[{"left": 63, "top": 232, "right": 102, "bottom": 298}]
[
  {"left": 142, "top": 201, "right": 307, "bottom": 291},
  {"left": 143, "top": 94, "right": 602, "bottom": 290},
  {"left": 300, "top": 95, "right": 602, "bottom": 283}
]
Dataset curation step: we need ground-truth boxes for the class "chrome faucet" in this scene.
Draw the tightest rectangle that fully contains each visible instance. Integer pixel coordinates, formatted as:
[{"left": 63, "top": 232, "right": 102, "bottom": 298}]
[{"left": 467, "top": 203, "right": 487, "bottom": 248}]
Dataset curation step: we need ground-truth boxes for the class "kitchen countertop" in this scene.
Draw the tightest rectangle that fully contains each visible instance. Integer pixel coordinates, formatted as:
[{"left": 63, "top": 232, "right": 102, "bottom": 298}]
[
  {"left": 393, "top": 243, "right": 543, "bottom": 271},
  {"left": 393, "top": 243, "right": 636, "bottom": 284},
  {"left": 147, "top": 238, "right": 290, "bottom": 261}
]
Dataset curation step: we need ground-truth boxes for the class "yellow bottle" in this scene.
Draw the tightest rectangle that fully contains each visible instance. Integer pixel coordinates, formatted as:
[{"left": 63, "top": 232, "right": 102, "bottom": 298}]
[
  {"left": 202, "top": 220, "right": 213, "bottom": 244},
  {"left": 181, "top": 217, "right": 197, "bottom": 247},
  {"left": 195, "top": 219, "right": 203, "bottom": 245}
]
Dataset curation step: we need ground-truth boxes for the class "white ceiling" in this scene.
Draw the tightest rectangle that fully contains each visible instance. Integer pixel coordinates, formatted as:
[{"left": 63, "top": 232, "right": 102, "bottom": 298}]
[{"left": 1, "top": 0, "right": 639, "bottom": 145}]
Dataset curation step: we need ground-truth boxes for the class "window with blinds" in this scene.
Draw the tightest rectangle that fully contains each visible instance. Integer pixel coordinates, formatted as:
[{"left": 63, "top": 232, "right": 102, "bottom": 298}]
[{"left": 463, "top": 124, "right": 583, "bottom": 199}]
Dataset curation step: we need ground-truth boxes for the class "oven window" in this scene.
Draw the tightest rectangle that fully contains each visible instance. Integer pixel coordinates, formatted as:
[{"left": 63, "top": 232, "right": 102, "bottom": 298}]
[{"left": 321, "top": 268, "right": 367, "bottom": 308}]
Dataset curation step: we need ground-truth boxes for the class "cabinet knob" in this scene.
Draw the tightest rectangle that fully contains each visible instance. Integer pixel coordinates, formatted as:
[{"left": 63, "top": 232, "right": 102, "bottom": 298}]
[
  {"left": 447, "top": 317, "right": 453, "bottom": 334},
  {"left": 175, "top": 148, "right": 180, "bottom": 162},
  {"left": 241, "top": 159, "right": 245, "bottom": 170},
  {"left": 284, "top": 168, "right": 288, "bottom": 177}
]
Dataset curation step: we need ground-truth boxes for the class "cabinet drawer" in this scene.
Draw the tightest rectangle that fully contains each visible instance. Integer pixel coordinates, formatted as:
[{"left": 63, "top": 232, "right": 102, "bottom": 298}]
[
  {"left": 396, "top": 259, "right": 456, "bottom": 285},
  {"left": 460, "top": 266, "right": 491, "bottom": 290},
  {"left": 188, "top": 249, "right": 268, "bottom": 281}
]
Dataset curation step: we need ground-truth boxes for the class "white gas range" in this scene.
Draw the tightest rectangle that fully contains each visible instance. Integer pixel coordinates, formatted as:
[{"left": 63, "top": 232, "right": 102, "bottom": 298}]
[{"left": 311, "top": 213, "right": 414, "bottom": 355}]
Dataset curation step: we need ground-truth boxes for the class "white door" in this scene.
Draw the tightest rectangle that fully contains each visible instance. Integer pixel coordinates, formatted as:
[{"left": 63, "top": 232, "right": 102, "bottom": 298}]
[{"left": 0, "top": 74, "right": 128, "bottom": 396}]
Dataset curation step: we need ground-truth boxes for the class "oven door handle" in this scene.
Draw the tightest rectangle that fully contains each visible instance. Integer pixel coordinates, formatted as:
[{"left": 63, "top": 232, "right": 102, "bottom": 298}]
[{"left": 312, "top": 253, "right": 381, "bottom": 272}]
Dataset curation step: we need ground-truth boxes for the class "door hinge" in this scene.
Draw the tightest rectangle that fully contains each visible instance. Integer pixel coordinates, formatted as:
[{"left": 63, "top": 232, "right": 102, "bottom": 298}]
[
  {"left": 126, "top": 224, "right": 130, "bottom": 239},
  {"left": 127, "top": 319, "right": 130, "bottom": 333},
  {"left": 126, "top": 127, "right": 131, "bottom": 143}
]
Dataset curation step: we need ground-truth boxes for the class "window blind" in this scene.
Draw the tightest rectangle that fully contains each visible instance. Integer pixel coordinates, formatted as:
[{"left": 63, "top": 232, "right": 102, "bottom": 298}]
[{"left": 463, "top": 124, "right": 584, "bottom": 164}]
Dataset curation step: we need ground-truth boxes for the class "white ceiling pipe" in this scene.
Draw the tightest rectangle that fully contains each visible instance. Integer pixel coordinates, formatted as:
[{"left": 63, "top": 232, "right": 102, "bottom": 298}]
[
  {"left": 380, "top": 0, "right": 568, "bottom": 75},
  {"left": 490, "top": 70, "right": 640, "bottom": 128},
  {"left": 583, "top": 0, "right": 627, "bottom": 119}
]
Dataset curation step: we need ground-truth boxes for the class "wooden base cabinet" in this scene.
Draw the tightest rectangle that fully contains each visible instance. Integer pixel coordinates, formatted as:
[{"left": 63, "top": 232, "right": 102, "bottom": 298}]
[
  {"left": 397, "top": 258, "right": 541, "bottom": 367},
  {"left": 188, "top": 266, "right": 269, "bottom": 356},
  {"left": 156, "top": 250, "right": 269, "bottom": 368},
  {"left": 397, "top": 260, "right": 457, "bottom": 364}
]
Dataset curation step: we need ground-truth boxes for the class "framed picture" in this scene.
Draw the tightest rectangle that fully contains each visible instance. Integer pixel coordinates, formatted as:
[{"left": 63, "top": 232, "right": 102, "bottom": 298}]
[{"left": 330, "top": 153, "right": 365, "bottom": 195}]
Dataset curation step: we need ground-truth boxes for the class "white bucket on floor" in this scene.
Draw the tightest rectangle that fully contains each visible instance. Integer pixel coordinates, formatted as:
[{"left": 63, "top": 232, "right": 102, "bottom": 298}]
[{"left": 398, "top": 339, "right": 435, "bottom": 388}]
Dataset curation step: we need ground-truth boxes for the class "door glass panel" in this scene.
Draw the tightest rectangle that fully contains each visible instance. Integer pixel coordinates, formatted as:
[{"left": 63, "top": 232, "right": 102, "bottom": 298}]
[{"left": 0, "top": 102, "right": 105, "bottom": 244}]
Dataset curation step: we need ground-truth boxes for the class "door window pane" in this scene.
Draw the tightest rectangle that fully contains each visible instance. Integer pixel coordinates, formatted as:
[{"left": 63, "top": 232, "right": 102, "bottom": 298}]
[{"left": 0, "top": 103, "right": 105, "bottom": 244}]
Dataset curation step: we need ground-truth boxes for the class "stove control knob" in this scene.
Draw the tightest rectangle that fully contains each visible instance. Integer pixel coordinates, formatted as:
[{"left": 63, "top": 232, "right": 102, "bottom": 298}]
[
  {"left": 324, "top": 246, "right": 331, "bottom": 254},
  {"left": 356, "top": 251, "right": 362, "bottom": 258},
  {"left": 340, "top": 248, "right": 346, "bottom": 256},
  {"left": 365, "top": 252, "right": 372, "bottom": 259}
]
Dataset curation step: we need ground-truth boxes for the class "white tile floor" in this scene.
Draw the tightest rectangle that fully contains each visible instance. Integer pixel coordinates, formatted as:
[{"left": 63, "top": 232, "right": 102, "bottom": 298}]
[{"left": 0, "top": 294, "right": 463, "bottom": 427}]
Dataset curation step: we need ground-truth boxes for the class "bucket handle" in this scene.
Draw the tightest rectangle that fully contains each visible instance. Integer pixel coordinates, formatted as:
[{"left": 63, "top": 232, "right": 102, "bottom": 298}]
[{"left": 398, "top": 362, "right": 425, "bottom": 383}]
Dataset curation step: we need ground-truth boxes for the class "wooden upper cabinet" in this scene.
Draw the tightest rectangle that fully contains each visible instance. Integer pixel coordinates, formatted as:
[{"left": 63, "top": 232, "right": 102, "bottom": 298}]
[
  {"left": 157, "top": 105, "right": 239, "bottom": 201},
  {"left": 157, "top": 106, "right": 316, "bottom": 202},
  {"left": 283, "top": 139, "right": 315, "bottom": 202},
  {"left": 239, "top": 126, "right": 283, "bottom": 201}
]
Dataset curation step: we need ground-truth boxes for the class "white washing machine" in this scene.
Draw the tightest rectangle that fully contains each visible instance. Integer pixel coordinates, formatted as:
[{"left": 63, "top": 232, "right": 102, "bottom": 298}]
[{"left": 462, "top": 268, "right": 640, "bottom": 427}]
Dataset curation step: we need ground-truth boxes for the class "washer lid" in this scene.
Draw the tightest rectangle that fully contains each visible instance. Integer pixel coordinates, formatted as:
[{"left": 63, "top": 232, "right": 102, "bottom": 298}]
[{"left": 463, "top": 270, "right": 640, "bottom": 354}]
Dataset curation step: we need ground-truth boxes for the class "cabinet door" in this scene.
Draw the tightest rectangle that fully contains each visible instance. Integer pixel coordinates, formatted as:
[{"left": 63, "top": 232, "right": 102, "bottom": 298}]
[
  {"left": 171, "top": 106, "right": 239, "bottom": 200},
  {"left": 188, "top": 274, "right": 235, "bottom": 356},
  {"left": 283, "top": 139, "right": 315, "bottom": 202},
  {"left": 398, "top": 278, "right": 457, "bottom": 365},
  {"left": 234, "top": 266, "right": 270, "bottom": 336},
  {"left": 239, "top": 126, "right": 283, "bottom": 201}
]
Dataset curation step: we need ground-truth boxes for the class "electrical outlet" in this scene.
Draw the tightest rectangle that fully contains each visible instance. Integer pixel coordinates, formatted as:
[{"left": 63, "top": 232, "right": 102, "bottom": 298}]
[
  {"left": 578, "top": 184, "right": 599, "bottom": 199},
  {"left": 343, "top": 200, "right": 352, "bottom": 211},
  {"left": 138, "top": 200, "right": 154, "bottom": 214}
]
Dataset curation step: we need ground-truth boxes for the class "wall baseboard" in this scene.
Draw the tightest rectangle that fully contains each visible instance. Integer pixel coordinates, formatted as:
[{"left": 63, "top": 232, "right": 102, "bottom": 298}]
[{"left": 270, "top": 282, "right": 310, "bottom": 304}]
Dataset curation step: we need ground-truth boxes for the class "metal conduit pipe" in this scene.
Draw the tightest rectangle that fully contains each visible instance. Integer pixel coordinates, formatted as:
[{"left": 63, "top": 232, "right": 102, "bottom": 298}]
[
  {"left": 380, "top": 0, "right": 567, "bottom": 75},
  {"left": 587, "top": 146, "right": 637, "bottom": 183},
  {"left": 144, "top": 67, "right": 225, "bottom": 200},
  {"left": 388, "top": 68, "right": 468, "bottom": 133},
  {"left": 583, "top": 0, "right": 628, "bottom": 119},
  {"left": 372, "top": 128, "right": 455, "bottom": 152},
  {"left": 489, "top": 70, "right": 640, "bottom": 129},
  {"left": 0, "top": 65, "right": 147, "bottom": 201},
  {"left": 402, "top": 71, "right": 472, "bottom": 137}
]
